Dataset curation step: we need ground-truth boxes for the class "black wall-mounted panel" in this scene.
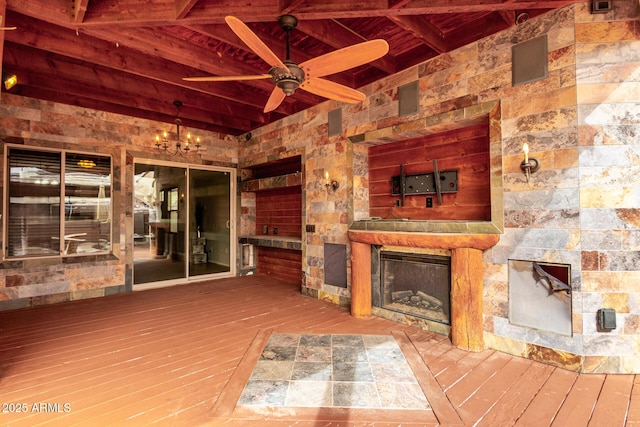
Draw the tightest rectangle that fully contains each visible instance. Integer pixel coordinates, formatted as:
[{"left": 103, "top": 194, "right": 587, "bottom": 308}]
[
  {"left": 324, "top": 243, "right": 347, "bottom": 288},
  {"left": 391, "top": 170, "right": 458, "bottom": 196}
]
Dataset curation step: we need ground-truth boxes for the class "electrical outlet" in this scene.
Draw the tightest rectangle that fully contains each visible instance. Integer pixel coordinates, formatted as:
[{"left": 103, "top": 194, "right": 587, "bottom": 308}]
[{"left": 426, "top": 197, "right": 433, "bottom": 208}]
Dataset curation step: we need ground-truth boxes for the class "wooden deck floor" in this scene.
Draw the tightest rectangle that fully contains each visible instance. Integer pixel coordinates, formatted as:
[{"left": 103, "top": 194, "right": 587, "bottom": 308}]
[{"left": 0, "top": 275, "right": 638, "bottom": 426}]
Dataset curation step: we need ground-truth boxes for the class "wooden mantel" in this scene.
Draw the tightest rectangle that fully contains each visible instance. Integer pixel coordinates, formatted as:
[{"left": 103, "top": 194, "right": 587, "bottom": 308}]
[{"left": 348, "top": 230, "right": 500, "bottom": 352}]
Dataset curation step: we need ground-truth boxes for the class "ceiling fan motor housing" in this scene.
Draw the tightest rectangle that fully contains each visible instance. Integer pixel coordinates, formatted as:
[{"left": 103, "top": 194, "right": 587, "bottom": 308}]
[{"left": 270, "top": 60, "right": 305, "bottom": 96}]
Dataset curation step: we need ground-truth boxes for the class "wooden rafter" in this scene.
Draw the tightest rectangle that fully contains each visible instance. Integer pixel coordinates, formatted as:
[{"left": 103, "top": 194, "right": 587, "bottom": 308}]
[
  {"left": 388, "top": 14, "right": 447, "bottom": 54},
  {"left": 3, "top": 0, "right": 578, "bottom": 135},
  {"left": 44, "top": 0, "right": 578, "bottom": 26},
  {"left": 175, "top": 0, "right": 199, "bottom": 19},
  {"left": 73, "top": 0, "right": 88, "bottom": 23}
]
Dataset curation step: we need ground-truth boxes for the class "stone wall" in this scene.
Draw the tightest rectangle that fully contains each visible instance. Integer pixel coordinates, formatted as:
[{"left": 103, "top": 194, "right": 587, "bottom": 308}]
[
  {"left": 575, "top": 1, "right": 640, "bottom": 372},
  {"left": 239, "top": 1, "right": 640, "bottom": 373},
  {"left": 487, "top": 0, "right": 640, "bottom": 374},
  {"left": 0, "top": 94, "right": 237, "bottom": 310}
]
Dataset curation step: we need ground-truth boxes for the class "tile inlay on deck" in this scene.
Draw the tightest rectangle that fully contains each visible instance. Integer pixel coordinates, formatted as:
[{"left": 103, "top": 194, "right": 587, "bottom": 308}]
[{"left": 238, "top": 333, "right": 431, "bottom": 410}]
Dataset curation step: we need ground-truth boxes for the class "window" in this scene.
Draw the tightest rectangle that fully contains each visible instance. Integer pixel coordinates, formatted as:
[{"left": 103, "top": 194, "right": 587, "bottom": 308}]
[{"left": 6, "top": 147, "right": 112, "bottom": 258}]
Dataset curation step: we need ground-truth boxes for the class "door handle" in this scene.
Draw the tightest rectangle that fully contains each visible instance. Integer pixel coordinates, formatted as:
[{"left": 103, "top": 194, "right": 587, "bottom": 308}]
[{"left": 226, "top": 220, "right": 230, "bottom": 229}]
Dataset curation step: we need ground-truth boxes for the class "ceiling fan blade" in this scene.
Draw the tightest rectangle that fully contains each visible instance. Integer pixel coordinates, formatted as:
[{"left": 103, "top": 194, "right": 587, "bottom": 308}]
[
  {"left": 183, "top": 74, "right": 272, "bottom": 82},
  {"left": 225, "top": 16, "right": 289, "bottom": 71},
  {"left": 301, "top": 78, "right": 366, "bottom": 104},
  {"left": 264, "top": 88, "right": 286, "bottom": 113},
  {"left": 299, "top": 39, "right": 389, "bottom": 78}
]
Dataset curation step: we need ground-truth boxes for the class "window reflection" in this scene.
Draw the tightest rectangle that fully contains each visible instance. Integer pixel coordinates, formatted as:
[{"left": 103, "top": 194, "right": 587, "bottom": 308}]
[
  {"left": 64, "top": 153, "right": 112, "bottom": 254},
  {"left": 7, "top": 149, "right": 61, "bottom": 257},
  {"left": 6, "top": 148, "right": 112, "bottom": 257}
]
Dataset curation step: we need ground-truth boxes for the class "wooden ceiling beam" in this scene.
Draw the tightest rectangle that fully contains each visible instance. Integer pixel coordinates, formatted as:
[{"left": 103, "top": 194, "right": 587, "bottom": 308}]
[
  {"left": 37, "top": 0, "right": 579, "bottom": 26},
  {"left": 387, "top": 14, "right": 447, "bottom": 54},
  {"left": 443, "top": 12, "right": 510, "bottom": 51},
  {"left": 498, "top": 11, "right": 517, "bottom": 26},
  {"left": 14, "top": 70, "right": 256, "bottom": 135},
  {"left": 4, "top": 12, "right": 308, "bottom": 116},
  {"left": 175, "top": 0, "right": 198, "bottom": 19},
  {"left": 184, "top": 23, "right": 309, "bottom": 67},
  {"left": 15, "top": 85, "right": 244, "bottom": 135},
  {"left": 279, "top": 0, "right": 307, "bottom": 14},
  {"left": 73, "top": 0, "right": 88, "bottom": 23},
  {"left": 3, "top": 43, "right": 265, "bottom": 131}
]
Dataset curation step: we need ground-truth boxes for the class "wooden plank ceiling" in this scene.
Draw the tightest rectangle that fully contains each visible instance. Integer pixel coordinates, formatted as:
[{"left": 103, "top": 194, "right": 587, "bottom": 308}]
[{"left": 1, "top": 0, "right": 577, "bottom": 136}]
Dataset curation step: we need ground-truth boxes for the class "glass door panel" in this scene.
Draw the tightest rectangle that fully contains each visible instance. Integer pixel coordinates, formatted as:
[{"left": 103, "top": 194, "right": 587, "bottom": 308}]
[
  {"left": 189, "top": 169, "right": 231, "bottom": 276},
  {"left": 134, "top": 164, "right": 187, "bottom": 285}
]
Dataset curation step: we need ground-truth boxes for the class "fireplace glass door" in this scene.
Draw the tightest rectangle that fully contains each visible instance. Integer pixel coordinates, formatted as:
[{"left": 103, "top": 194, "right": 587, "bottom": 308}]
[{"left": 380, "top": 252, "right": 451, "bottom": 324}]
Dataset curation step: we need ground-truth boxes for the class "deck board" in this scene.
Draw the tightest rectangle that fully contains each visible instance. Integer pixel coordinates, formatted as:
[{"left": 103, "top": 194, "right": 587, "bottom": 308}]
[
  {"left": 588, "top": 374, "right": 634, "bottom": 427},
  {"left": 514, "top": 367, "right": 578, "bottom": 427},
  {"left": 476, "top": 361, "right": 555, "bottom": 427},
  {"left": 0, "top": 275, "right": 636, "bottom": 426},
  {"left": 551, "top": 374, "right": 605, "bottom": 426},
  {"left": 627, "top": 376, "right": 640, "bottom": 426}
]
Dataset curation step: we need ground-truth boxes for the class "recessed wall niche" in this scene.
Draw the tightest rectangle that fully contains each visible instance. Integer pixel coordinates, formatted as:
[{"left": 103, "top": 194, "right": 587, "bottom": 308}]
[
  {"left": 368, "top": 122, "right": 491, "bottom": 221},
  {"left": 348, "top": 100, "right": 503, "bottom": 234}
]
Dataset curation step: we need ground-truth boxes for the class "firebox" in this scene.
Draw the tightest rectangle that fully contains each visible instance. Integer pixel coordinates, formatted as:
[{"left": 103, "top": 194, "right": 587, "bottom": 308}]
[{"left": 374, "top": 251, "right": 451, "bottom": 324}]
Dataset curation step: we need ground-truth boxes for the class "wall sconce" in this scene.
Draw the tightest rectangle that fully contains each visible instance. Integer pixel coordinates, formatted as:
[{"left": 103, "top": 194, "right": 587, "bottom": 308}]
[
  {"left": 2, "top": 71, "right": 17, "bottom": 90},
  {"left": 520, "top": 142, "right": 541, "bottom": 182},
  {"left": 325, "top": 171, "right": 339, "bottom": 191}
]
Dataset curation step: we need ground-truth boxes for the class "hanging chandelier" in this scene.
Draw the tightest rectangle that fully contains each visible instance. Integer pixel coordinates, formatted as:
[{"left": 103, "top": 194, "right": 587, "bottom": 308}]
[{"left": 154, "top": 100, "right": 201, "bottom": 155}]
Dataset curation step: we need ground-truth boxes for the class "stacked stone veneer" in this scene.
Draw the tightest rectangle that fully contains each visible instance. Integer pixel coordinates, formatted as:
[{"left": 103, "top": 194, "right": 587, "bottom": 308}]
[
  {"left": 239, "top": 1, "right": 640, "bottom": 373},
  {"left": 0, "top": 95, "right": 237, "bottom": 310}
]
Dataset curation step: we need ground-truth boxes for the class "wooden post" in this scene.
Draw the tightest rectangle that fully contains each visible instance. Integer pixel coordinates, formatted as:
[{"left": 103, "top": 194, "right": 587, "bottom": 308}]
[
  {"left": 350, "top": 241, "right": 371, "bottom": 318},
  {"left": 450, "top": 247, "right": 484, "bottom": 352}
]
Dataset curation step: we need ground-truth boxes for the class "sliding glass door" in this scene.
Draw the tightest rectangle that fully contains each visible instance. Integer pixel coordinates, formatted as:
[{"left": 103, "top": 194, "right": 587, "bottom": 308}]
[
  {"left": 133, "top": 161, "right": 234, "bottom": 286},
  {"left": 189, "top": 169, "right": 232, "bottom": 277}
]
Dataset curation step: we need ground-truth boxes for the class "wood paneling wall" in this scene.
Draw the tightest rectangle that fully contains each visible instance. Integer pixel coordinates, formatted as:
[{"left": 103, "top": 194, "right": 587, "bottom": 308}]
[
  {"left": 255, "top": 187, "right": 302, "bottom": 237},
  {"left": 256, "top": 247, "right": 302, "bottom": 283},
  {"left": 368, "top": 123, "right": 491, "bottom": 221}
]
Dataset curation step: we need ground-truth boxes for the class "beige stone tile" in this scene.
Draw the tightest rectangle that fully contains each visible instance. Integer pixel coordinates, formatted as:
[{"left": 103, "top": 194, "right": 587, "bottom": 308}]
[
  {"left": 576, "top": 21, "right": 636, "bottom": 43},
  {"left": 601, "top": 292, "right": 630, "bottom": 312},
  {"left": 578, "top": 82, "right": 640, "bottom": 104},
  {"left": 483, "top": 332, "right": 527, "bottom": 357},
  {"left": 573, "top": 312, "right": 583, "bottom": 334},
  {"left": 582, "top": 271, "right": 623, "bottom": 292},
  {"left": 580, "top": 187, "right": 636, "bottom": 208}
]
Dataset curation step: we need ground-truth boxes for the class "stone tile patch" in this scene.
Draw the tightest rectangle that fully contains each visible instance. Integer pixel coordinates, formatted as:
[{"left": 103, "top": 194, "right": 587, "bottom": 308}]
[{"left": 238, "top": 333, "right": 431, "bottom": 410}]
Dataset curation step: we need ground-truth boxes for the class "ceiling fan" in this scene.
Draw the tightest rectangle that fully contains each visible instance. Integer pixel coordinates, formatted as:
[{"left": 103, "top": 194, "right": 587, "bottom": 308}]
[{"left": 184, "top": 15, "right": 389, "bottom": 113}]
